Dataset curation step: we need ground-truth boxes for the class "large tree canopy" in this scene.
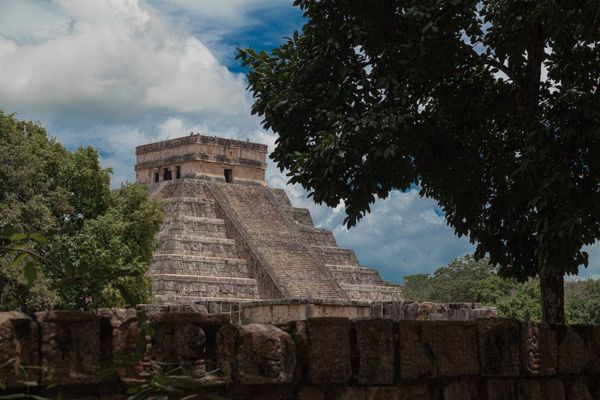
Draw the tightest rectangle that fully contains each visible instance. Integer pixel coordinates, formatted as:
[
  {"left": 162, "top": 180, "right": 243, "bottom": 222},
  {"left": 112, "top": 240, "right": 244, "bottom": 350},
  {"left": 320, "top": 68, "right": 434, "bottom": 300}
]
[
  {"left": 239, "top": 0, "right": 600, "bottom": 322},
  {"left": 0, "top": 112, "right": 164, "bottom": 312}
]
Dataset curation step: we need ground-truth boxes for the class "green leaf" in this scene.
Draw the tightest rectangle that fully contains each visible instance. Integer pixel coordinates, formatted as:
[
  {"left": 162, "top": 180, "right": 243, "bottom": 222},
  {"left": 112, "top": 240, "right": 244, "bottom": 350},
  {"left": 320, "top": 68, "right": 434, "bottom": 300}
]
[
  {"left": 9, "top": 253, "right": 29, "bottom": 269},
  {"left": 23, "top": 261, "right": 38, "bottom": 287},
  {"left": 29, "top": 233, "right": 48, "bottom": 245},
  {"left": 8, "top": 233, "right": 28, "bottom": 241}
]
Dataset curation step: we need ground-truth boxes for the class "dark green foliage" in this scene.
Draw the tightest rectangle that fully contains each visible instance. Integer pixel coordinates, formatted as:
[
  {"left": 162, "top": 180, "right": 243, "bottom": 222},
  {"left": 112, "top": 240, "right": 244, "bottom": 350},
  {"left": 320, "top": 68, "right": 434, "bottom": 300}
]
[
  {"left": 0, "top": 112, "right": 164, "bottom": 312},
  {"left": 239, "top": 0, "right": 600, "bottom": 322},
  {"left": 403, "top": 255, "right": 494, "bottom": 303},
  {"left": 404, "top": 254, "right": 600, "bottom": 324},
  {"left": 565, "top": 279, "right": 600, "bottom": 325},
  {"left": 495, "top": 279, "right": 542, "bottom": 322}
]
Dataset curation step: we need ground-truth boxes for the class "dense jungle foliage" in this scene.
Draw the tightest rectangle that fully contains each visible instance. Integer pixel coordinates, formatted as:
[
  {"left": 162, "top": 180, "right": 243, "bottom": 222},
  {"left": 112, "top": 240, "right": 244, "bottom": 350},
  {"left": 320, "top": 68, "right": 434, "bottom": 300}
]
[
  {"left": 0, "top": 112, "right": 164, "bottom": 313},
  {"left": 403, "top": 254, "right": 600, "bottom": 324}
]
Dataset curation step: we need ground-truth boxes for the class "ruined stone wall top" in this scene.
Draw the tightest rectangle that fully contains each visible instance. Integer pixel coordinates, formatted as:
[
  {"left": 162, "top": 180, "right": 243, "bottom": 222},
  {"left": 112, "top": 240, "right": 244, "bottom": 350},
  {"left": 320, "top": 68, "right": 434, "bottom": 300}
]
[{"left": 136, "top": 134, "right": 268, "bottom": 155}]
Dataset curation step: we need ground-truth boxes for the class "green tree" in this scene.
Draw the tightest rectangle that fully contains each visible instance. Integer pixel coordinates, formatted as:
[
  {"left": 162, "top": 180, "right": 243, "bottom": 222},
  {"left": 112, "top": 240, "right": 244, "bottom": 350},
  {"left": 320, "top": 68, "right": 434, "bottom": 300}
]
[
  {"left": 403, "top": 254, "right": 495, "bottom": 303},
  {"left": 495, "top": 279, "right": 542, "bottom": 322},
  {"left": 0, "top": 112, "right": 164, "bottom": 312},
  {"left": 565, "top": 279, "right": 600, "bottom": 325},
  {"left": 402, "top": 274, "right": 433, "bottom": 302},
  {"left": 239, "top": 0, "right": 600, "bottom": 323}
]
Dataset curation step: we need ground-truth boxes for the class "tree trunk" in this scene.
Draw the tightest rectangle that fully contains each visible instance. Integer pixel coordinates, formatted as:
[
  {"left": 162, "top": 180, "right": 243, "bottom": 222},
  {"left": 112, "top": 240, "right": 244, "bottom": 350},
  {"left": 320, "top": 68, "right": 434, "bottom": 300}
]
[{"left": 539, "top": 266, "right": 565, "bottom": 324}]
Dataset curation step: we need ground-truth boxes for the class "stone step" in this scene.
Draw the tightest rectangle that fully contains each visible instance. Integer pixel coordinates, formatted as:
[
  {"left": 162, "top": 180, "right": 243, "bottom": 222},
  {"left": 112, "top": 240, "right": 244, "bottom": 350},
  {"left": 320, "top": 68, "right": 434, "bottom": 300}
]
[
  {"left": 283, "top": 207, "right": 314, "bottom": 227},
  {"left": 269, "top": 188, "right": 292, "bottom": 207},
  {"left": 149, "top": 254, "right": 251, "bottom": 278},
  {"left": 151, "top": 274, "right": 260, "bottom": 299},
  {"left": 299, "top": 226, "right": 337, "bottom": 246},
  {"left": 215, "top": 183, "right": 343, "bottom": 299},
  {"left": 158, "top": 216, "right": 227, "bottom": 239},
  {"left": 162, "top": 197, "right": 218, "bottom": 218},
  {"left": 156, "top": 235, "right": 238, "bottom": 258},
  {"left": 155, "top": 180, "right": 209, "bottom": 199},
  {"left": 341, "top": 283, "right": 404, "bottom": 301},
  {"left": 153, "top": 295, "right": 256, "bottom": 305},
  {"left": 311, "top": 246, "right": 360, "bottom": 266},
  {"left": 325, "top": 264, "right": 384, "bottom": 285}
]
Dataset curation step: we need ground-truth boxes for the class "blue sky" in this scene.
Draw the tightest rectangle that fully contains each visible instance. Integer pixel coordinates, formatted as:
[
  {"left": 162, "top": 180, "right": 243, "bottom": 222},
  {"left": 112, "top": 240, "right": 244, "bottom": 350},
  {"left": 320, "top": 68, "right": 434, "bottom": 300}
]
[{"left": 0, "top": 0, "right": 598, "bottom": 283}]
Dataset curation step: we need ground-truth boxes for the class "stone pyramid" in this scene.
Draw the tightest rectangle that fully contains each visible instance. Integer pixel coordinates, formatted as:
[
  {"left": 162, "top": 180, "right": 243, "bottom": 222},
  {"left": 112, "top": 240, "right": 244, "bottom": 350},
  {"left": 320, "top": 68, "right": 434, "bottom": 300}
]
[{"left": 136, "top": 134, "right": 403, "bottom": 304}]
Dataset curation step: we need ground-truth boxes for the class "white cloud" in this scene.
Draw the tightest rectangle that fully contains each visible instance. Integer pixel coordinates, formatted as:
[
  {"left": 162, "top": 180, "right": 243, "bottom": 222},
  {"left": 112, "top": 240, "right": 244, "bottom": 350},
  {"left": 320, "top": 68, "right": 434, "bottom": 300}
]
[{"left": 0, "top": 0, "right": 250, "bottom": 122}]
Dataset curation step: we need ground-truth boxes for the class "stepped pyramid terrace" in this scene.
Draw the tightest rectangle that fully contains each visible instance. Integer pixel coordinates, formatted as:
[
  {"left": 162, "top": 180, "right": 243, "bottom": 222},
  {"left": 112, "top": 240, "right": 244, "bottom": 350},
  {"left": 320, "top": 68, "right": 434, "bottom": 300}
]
[{"left": 136, "top": 133, "right": 403, "bottom": 306}]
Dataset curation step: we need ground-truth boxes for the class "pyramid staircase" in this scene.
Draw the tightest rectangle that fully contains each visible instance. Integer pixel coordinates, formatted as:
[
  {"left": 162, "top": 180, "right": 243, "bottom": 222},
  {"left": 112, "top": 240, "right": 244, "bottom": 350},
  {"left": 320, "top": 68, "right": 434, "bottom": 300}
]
[
  {"left": 149, "top": 180, "right": 260, "bottom": 304},
  {"left": 149, "top": 178, "right": 402, "bottom": 304}
]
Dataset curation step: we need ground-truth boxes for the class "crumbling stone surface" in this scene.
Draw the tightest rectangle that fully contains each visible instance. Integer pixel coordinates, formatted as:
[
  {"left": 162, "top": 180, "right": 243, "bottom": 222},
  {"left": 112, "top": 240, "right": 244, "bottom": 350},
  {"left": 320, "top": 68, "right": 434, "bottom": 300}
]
[
  {"left": 486, "top": 379, "right": 517, "bottom": 400},
  {"left": 590, "top": 326, "right": 600, "bottom": 375},
  {"left": 398, "top": 321, "right": 479, "bottom": 380},
  {"left": 0, "top": 312, "right": 39, "bottom": 388},
  {"left": 353, "top": 318, "right": 395, "bottom": 385},
  {"left": 443, "top": 379, "right": 479, "bottom": 400},
  {"left": 307, "top": 317, "right": 352, "bottom": 384},
  {"left": 98, "top": 308, "right": 140, "bottom": 379},
  {"left": 35, "top": 311, "right": 101, "bottom": 385},
  {"left": 542, "top": 378, "right": 566, "bottom": 400},
  {"left": 478, "top": 318, "right": 520, "bottom": 377},
  {"left": 147, "top": 309, "right": 228, "bottom": 380},
  {"left": 237, "top": 324, "right": 295, "bottom": 385},
  {"left": 520, "top": 323, "right": 557, "bottom": 377},
  {"left": 566, "top": 380, "right": 593, "bottom": 400},
  {"left": 517, "top": 379, "right": 542, "bottom": 400},
  {"left": 556, "top": 326, "right": 590, "bottom": 374},
  {"left": 333, "top": 386, "right": 403, "bottom": 400}
]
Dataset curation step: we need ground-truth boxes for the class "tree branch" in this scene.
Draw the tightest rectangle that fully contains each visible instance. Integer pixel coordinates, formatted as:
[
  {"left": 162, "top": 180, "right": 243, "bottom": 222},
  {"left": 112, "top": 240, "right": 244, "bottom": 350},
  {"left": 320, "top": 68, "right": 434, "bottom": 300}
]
[
  {"left": 0, "top": 246, "right": 45, "bottom": 262},
  {"left": 481, "top": 56, "right": 513, "bottom": 81}
]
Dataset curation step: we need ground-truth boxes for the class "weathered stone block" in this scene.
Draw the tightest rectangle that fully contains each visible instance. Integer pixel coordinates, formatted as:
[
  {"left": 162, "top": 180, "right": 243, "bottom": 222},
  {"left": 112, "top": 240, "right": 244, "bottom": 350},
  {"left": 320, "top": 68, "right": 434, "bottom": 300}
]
[
  {"left": 36, "top": 311, "right": 101, "bottom": 385},
  {"left": 334, "top": 386, "right": 403, "bottom": 400},
  {"left": 280, "top": 320, "right": 308, "bottom": 384},
  {"left": 353, "top": 318, "right": 395, "bottom": 385},
  {"left": 517, "top": 379, "right": 542, "bottom": 400},
  {"left": 542, "top": 378, "right": 566, "bottom": 400},
  {"left": 400, "top": 384, "right": 432, "bottom": 400},
  {"left": 298, "top": 386, "right": 325, "bottom": 400},
  {"left": 556, "top": 327, "right": 590, "bottom": 374},
  {"left": 566, "top": 380, "right": 592, "bottom": 400},
  {"left": 471, "top": 307, "right": 498, "bottom": 319},
  {"left": 0, "top": 312, "right": 39, "bottom": 388},
  {"left": 591, "top": 326, "right": 600, "bottom": 376},
  {"left": 486, "top": 379, "right": 517, "bottom": 400},
  {"left": 398, "top": 321, "right": 478, "bottom": 380},
  {"left": 99, "top": 308, "right": 139, "bottom": 378},
  {"left": 478, "top": 319, "right": 520, "bottom": 377},
  {"left": 231, "top": 384, "right": 295, "bottom": 400},
  {"left": 520, "top": 323, "right": 557, "bottom": 377},
  {"left": 218, "top": 323, "right": 295, "bottom": 385},
  {"left": 333, "top": 385, "right": 428, "bottom": 400},
  {"left": 307, "top": 317, "right": 352, "bottom": 384},
  {"left": 148, "top": 310, "right": 228, "bottom": 380},
  {"left": 237, "top": 324, "right": 295, "bottom": 385},
  {"left": 443, "top": 380, "right": 479, "bottom": 400}
]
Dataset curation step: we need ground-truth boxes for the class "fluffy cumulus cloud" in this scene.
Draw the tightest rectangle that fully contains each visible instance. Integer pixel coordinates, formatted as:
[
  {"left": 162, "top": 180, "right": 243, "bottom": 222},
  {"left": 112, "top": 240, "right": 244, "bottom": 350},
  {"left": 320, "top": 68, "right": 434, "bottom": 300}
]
[
  {"left": 1, "top": 0, "right": 599, "bottom": 282},
  {"left": 0, "top": 0, "right": 250, "bottom": 120}
]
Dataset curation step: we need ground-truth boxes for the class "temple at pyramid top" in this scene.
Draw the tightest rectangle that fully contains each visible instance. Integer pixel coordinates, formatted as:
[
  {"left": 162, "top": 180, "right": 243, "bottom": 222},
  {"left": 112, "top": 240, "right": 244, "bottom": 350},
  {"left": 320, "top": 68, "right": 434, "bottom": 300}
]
[{"left": 135, "top": 133, "right": 268, "bottom": 186}]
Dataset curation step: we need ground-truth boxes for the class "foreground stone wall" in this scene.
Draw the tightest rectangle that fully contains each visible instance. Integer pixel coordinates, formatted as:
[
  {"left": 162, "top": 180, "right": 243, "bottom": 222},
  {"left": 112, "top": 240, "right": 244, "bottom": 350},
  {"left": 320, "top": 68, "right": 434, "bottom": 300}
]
[{"left": 1, "top": 308, "right": 598, "bottom": 399}]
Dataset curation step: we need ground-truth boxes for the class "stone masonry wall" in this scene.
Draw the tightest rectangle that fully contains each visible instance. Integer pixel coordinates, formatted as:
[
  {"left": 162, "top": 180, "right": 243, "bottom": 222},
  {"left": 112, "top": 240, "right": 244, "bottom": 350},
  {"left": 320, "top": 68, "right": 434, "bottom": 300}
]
[{"left": 1, "top": 308, "right": 599, "bottom": 399}]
